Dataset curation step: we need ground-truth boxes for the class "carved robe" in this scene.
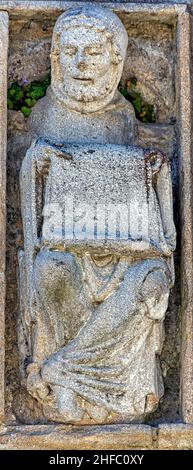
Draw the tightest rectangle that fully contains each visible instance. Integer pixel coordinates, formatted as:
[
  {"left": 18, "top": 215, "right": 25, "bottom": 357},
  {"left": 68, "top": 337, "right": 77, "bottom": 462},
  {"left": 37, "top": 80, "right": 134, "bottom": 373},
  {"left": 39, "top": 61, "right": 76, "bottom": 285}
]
[{"left": 19, "top": 134, "right": 175, "bottom": 423}]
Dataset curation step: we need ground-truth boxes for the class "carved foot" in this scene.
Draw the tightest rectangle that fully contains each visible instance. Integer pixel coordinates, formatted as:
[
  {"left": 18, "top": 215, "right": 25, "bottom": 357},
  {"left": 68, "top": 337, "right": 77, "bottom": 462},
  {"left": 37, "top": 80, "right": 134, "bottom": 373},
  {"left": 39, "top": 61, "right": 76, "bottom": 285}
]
[
  {"left": 51, "top": 385, "right": 84, "bottom": 423},
  {"left": 26, "top": 363, "right": 50, "bottom": 402},
  {"left": 145, "top": 393, "right": 159, "bottom": 413}
]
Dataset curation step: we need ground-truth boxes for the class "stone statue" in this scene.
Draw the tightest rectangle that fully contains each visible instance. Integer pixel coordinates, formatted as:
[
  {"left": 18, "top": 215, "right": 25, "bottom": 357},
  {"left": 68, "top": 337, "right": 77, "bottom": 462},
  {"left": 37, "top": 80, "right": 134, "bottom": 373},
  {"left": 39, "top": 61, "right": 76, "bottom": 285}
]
[{"left": 18, "top": 5, "right": 176, "bottom": 424}]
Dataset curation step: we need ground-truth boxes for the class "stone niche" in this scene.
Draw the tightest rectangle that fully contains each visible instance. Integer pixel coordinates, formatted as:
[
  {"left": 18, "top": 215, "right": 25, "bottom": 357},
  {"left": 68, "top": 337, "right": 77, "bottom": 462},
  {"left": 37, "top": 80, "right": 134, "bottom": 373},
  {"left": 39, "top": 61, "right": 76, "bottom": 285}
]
[{"left": 0, "top": 0, "right": 193, "bottom": 450}]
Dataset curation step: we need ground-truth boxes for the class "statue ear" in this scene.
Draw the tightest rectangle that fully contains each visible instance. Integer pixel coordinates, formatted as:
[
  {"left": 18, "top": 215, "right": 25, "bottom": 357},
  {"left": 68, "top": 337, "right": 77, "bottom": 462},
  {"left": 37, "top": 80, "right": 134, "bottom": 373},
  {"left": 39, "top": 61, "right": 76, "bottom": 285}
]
[
  {"left": 111, "top": 45, "right": 124, "bottom": 65},
  {"left": 105, "top": 33, "right": 123, "bottom": 65},
  {"left": 51, "top": 31, "right": 64, "bottom": 89},
  {"left": 51, "top": 30, "right": 63, "bottom": 66},
  {"left": 111, "top": 54, "right": 123, "bottom": 65}
]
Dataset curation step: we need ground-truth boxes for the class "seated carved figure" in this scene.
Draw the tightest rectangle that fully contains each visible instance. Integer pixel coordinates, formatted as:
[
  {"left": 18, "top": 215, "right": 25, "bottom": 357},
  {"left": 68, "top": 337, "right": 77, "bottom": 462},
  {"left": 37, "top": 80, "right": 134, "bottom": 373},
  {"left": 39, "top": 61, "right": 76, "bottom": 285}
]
[{"left": 19, "top": 6, "right": 176, "bottom": 424}]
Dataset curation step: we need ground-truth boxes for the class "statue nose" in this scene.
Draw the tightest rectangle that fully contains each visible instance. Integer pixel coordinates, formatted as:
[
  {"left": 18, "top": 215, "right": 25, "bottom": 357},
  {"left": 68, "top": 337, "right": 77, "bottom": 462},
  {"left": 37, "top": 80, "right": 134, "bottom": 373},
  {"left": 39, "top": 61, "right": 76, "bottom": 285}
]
[
  {"left": 77, "top": 61, "right": 86, "bottom": 71},
  {"left": 76, "top": 52, "right": 86, "bottom": 70}
]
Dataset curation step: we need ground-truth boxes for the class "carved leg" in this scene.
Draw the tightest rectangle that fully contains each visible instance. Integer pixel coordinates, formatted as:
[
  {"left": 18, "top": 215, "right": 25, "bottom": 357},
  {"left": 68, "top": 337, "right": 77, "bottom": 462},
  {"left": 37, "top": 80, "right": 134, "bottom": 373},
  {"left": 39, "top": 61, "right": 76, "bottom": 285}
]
[
  {"left": 26, "top": 249, "right": 92, "bottom": 402},
  {"left": 40, "top": 259, "right": 170, "bottom": 422}
]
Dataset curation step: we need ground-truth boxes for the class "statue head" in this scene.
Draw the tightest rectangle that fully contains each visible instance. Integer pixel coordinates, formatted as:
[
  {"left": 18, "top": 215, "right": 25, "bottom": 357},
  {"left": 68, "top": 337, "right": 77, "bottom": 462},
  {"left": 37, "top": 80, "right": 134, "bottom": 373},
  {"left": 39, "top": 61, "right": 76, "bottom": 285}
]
[{"left": 51, "top": 6, "right": 128, "bottom": 113}]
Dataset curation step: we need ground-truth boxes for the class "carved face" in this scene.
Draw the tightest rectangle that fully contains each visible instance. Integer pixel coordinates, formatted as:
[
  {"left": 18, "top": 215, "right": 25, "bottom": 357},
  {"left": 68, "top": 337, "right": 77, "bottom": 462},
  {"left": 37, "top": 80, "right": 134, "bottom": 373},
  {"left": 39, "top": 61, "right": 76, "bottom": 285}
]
[{"left": 60, "top": 26, "right": 116, "bottom": 103}]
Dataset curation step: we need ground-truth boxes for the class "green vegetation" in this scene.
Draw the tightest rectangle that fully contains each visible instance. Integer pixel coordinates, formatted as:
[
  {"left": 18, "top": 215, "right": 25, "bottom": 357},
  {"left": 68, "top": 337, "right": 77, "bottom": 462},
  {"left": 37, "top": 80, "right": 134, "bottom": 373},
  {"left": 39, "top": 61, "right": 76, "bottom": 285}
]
[
  {"left": 8, "top": 73, "right": 156, "bottom": 123},
  {"left": 8, "top": 73, "right": 51, "bottom": 118},
  {"left": 119, "top": 77, "right": 156, "bottom": 123}
]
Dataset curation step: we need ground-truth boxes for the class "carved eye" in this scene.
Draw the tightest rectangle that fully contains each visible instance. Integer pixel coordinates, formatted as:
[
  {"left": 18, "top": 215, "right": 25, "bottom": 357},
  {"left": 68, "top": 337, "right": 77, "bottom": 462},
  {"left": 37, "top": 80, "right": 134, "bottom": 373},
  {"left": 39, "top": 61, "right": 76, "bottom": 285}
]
[
  {"left": 64, "top": 46, "right": 77, "bottom": 56},
  {"left": 89, "top": 51, "right": 102, "bottom": 56},
  {"left": 85, "top": 47, "right": 103, "bottom": 56}
]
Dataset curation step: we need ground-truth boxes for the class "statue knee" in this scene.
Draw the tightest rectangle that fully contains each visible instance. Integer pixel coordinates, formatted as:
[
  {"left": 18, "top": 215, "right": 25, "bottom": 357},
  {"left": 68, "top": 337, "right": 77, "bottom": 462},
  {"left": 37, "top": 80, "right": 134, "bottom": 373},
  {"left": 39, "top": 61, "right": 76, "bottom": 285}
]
[{"left": 34, "top": 250, "right": 80, "bottom": 293}]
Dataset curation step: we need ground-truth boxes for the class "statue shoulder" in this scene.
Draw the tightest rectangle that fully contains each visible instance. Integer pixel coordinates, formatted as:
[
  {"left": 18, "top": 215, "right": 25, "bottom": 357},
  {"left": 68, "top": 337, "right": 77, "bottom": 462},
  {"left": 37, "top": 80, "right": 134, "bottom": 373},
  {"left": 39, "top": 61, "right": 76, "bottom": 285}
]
[
  {"left": 29, "top": 94, "right": 49, "bottom": 137},
  {"left": 115, "top": 90, "right": 136, "bottom": 118}
]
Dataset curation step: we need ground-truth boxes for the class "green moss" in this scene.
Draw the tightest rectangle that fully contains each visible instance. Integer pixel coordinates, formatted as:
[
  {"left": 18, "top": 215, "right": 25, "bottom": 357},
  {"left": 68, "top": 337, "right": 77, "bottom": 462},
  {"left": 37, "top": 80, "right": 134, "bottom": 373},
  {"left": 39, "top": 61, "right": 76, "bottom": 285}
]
[
  {"left": 8, "top": 73, "right": 51, "bottom": 118},
  {"left": 119, "top": 77, "right": 156, "bottom": 123},
  {"left": 8, "top": 73, "right": 156, "bottom": 123}
]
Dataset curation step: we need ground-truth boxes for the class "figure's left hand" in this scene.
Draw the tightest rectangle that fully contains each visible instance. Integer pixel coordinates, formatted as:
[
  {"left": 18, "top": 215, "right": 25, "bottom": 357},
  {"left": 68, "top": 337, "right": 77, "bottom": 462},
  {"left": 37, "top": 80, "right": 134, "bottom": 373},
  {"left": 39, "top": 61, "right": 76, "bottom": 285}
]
[
  {"left": 26, "top": 363, "right": 50, "bottom": 402},
  {"left": 141, "top": 270, "right": 170, "bottom": 320}
]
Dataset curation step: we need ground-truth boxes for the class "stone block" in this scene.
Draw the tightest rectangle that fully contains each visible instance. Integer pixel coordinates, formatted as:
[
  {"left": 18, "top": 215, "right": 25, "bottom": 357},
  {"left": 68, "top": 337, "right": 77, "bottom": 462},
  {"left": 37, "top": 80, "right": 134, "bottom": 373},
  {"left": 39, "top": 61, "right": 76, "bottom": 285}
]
[
  {"left": 0, "top": 12, "right": 8, "bottom": 274},
  {"left": 176, "top": 11, "right": 193, "bottom": 424},
  {"left": 0, "top": 424, "right": 154, "bottom": 450},
  {"left": 0, "top": 274, "right": 5, "bottom": 424},
  {"left": 0, "top": 11, "right": 9, "bottom": 425},
  {"left": 158, "top": 424, "right": 193, "bottom": 449}
]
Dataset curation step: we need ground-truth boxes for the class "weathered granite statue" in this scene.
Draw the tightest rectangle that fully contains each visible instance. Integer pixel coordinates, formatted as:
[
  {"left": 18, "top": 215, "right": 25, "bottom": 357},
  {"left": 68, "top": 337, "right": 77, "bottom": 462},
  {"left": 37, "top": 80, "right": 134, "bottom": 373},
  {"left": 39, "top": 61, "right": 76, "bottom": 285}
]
[{"left": 19, "top": 5, "right": 176, "bottom": 424}]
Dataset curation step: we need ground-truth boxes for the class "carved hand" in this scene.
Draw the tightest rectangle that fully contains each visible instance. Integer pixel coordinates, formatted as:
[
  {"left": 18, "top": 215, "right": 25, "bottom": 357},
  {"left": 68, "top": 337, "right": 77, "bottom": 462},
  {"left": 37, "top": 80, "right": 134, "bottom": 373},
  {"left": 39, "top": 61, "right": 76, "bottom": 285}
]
[
  {"left": 26, "top": 363, "right": 50, "bottom": 402},
  {"left": 141, "top": 270, "right": 170, "bottom": 320}
]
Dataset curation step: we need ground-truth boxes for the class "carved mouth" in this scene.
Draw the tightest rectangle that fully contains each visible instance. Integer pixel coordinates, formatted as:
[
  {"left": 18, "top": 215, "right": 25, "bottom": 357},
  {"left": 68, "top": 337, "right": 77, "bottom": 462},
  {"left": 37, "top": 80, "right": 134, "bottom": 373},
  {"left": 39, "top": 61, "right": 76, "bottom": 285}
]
[{"left": 73, "top": 77, "right": 93, "bottom": 83}]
